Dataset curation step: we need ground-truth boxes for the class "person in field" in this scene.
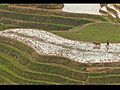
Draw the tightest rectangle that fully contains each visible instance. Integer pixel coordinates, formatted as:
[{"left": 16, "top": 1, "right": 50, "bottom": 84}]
[{"left": 106, "top": 40, "right": 109, "bottom": 52}]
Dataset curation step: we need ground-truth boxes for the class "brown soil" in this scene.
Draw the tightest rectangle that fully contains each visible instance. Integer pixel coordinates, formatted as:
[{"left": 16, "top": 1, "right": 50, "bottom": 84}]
[{"left": 87, "top": 67, "right": 120, "bottom": 72}]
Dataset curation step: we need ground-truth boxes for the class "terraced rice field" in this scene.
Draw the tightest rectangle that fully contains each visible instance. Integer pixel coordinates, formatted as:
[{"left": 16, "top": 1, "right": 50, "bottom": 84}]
[
  {"left": 0, "top": 4, "right": 111, "bottom": 22},
  {"left": 1, "top": 34, "right": 120, "bottom": 85},
  {"left": 53, "top": 22, "right": 120, "bottom": 42},
  {"left": 0, "top": 5, "right": 95, "bottom": 31},
  {"left": 1, "top": 29, "right": 120, "bottom": 63},
  {"left": 0, "top": 4, "right": 120, "bottom": 85}
]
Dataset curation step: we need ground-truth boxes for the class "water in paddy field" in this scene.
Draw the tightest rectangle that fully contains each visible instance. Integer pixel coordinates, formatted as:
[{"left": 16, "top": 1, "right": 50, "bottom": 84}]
[{"left": 63, "top": 4, "right": 101, "bottom": 15}]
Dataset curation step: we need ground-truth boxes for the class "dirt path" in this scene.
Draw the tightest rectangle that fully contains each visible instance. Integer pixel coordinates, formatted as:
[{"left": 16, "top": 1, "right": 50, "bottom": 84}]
[{"left": 87, "top": 67, "right": 120, "bottom": 72}]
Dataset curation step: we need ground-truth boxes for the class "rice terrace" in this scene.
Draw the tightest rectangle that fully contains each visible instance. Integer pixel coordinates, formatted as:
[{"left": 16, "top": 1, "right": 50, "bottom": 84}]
[{"left": 0, "top": 4, "right": 120, "bottom": 85}]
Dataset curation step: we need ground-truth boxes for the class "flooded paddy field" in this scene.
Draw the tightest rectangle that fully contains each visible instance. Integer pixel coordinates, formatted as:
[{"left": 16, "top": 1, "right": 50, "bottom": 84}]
[{"left": 0, "top": 29, "right": 120, "bottom": 63}]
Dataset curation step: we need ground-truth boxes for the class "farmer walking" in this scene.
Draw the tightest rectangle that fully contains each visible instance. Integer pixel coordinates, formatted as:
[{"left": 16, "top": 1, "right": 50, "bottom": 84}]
[
  {"left": 107, "top": 40, "right": 109, "bottom": 46},
  {"left": 106, "top": 40, "right": 109, "bottom": 52}
]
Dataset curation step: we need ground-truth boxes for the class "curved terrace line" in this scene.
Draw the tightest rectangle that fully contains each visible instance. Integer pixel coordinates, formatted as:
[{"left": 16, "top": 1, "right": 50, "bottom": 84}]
[
  {"left": 0, "top": 29, "right": 120, "bottom": 63},
  {"left": 99, "top": 4, "right": 120, "bottom": 22}
]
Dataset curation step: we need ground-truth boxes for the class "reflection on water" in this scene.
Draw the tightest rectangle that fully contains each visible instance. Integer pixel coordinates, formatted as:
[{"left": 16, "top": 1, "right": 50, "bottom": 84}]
[{"left": 63, "top": 4, "right": 101, "bottom": 15}]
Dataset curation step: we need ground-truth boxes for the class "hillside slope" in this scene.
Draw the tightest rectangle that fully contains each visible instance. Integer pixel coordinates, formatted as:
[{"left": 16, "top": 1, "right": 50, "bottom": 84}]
[
  {"left": 0, "top": 4, "right": 112, "bottom": 32},
  {"left": 0, "top": 4, "right": 120, "bottom": 85},
  {"left": 53, "top": 22, "right": 120, "bottom": 43},
  {"left": 1, "top": 35, "right": 120, "bottom": 85},
  {"left": 0, "top": 29, "right": 120, "bottom": 63}
]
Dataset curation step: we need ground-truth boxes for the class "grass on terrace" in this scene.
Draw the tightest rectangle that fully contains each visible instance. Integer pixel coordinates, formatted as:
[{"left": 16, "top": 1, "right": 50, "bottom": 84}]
[
  {"left": 0, "top": 4, "right": 111, "bottom": 22},
  {"left": 0, "top": 23, "right": 20, "bottom": 31},
  {"left": 1, "top": 4, "right": 120, "bottom": 85},
  {"left": 0, "top": 9, "right": 93, "bottom": 31},
  {"left": 53, "top": 22, "right": 120, "bottom": 43},
  {"left": 1, "top": 36, "right": 120, "bottom": 84}
]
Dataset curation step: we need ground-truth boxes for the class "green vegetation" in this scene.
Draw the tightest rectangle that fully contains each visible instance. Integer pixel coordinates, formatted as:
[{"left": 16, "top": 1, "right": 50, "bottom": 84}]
[
  {"left": 0, "top": 4, "right": 111, "bottom": 22},
  {"left": 11, "top": 4, "right": 64, "bottom": 9},
  {"left": 0, "top": 37, "right": 86, "bottom": 84},
  {"left": 0, "top": 74, "right": 15, "bottom": 85},
  {"left": 0, "top": 10, "right": 92, "bottom": 27},
  {"left": 0, "top": 9, "right": 93, "bottom": 31},
  {"left": 0, "top": 18, "right": 73, "bottom": 31},
  {"left": 0, "top": 4, "right": 120, "bottom": 85},
  {"left": 0, "top": 4, "right": 8, "bottom": 8},
  {"left": 35, "top": 4, "right": 64, "bottom": 9},
  {"left": 0, "top": 23, "right": 7, "bottom": 30},
  {"left": 0, "top": 23, "right": 19, "bottom": 31},
  {"left": 86, "top": 75, "right": 120, "bottom": 84},
  {"left": 0, "top": 37, "right": 120, "bottom": 84},
  {"left": 53, "top": 22, "right": 120, "bottom": 43}
]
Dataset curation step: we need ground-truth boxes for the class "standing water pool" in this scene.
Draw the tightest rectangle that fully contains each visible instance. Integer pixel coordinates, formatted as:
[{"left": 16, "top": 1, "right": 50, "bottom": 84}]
[{"left": 63, "top": 4, "right": 101, "bottom": 15}]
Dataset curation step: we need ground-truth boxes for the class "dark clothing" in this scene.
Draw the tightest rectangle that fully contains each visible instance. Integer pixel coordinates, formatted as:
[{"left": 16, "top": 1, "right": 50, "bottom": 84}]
[
  {"left": 107, "top": 41, "right": 109, "bottom": 46},
  {"left": 106, "top": 45, "right": 109, "bottom": 52},
  {"left": 106, "top": 40, "right": 109, "bottom": 52}
]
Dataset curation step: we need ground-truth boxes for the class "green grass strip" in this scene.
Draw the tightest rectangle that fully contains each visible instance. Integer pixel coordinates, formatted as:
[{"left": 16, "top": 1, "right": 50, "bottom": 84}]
[
  {"left": 0, "top": 43, "right": 86, "bottom": 83},
  {"left": 0, "top": 52, "right": 83, "bottom": 84},
  {"left": 0, "top": 63, "right": 60, "bottom": 85}
]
